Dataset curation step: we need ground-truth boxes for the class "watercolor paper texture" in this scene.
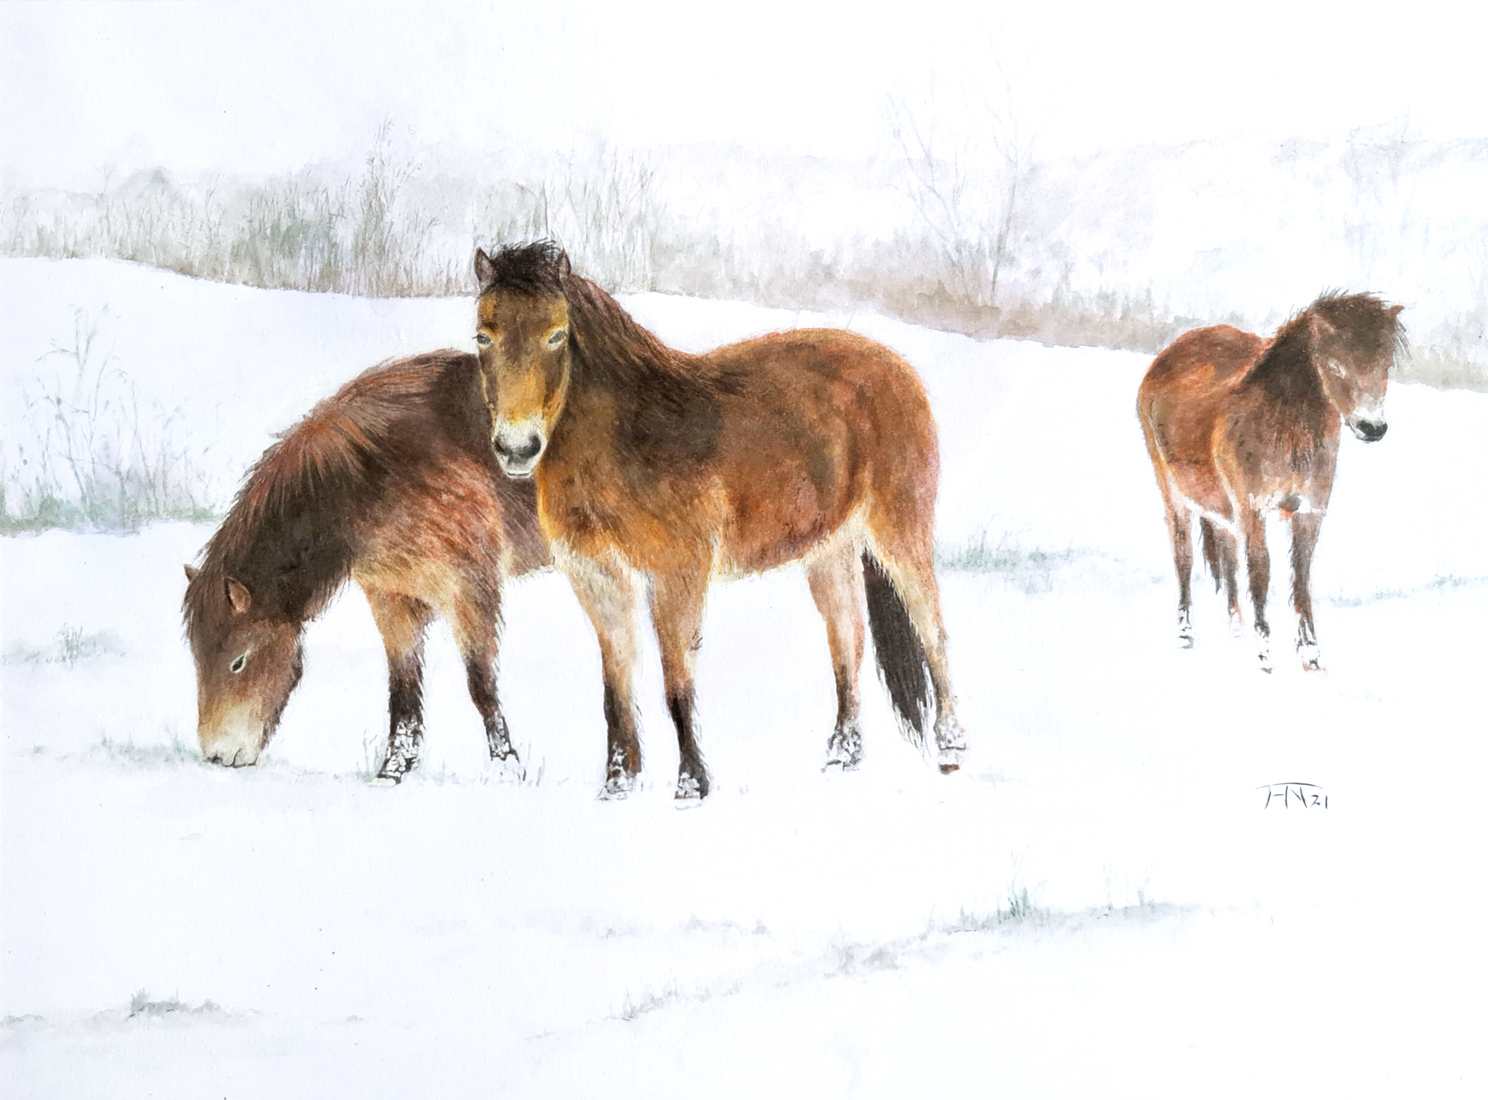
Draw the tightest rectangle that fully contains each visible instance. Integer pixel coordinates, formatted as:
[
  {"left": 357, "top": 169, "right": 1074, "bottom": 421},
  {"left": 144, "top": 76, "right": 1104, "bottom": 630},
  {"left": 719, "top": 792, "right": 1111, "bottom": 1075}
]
[{"left": 2, "top": 2, "right": 1485, "bottom": 1095}]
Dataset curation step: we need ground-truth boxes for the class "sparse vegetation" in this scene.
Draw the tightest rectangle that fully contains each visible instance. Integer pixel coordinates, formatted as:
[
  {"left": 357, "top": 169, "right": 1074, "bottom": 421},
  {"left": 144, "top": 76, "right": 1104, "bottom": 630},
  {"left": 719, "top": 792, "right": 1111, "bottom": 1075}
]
[
  {"left": 2, "top": 307, "right": 216, "bottom": 531},
  {"left": 93, "top": 727, "right": 200, "bottom": 768},
  {"left": 936, "top": 533, "right": 1090, "bottom": 593},
  {"left": 3, "top": 625, "right": 125, "bottom": 667},
  {"left": 127, "top": 989, "right": 222, "bottom": 1019},
  {"left": 5, "top": 122, "right": 1488, "bottom": 393}
]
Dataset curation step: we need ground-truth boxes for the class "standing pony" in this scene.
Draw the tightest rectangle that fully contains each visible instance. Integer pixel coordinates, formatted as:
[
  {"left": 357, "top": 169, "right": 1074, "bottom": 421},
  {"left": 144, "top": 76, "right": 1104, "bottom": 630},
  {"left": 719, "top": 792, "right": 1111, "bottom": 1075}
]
[
  {"left": 1137, "top": 293, "right": 1403, "bottom": 670},
  {"left": 471, "top": 241, "right": 965, "bottom": 801},
  {"left": 183, "top": 351, "right": 549, "bottom": 781}
]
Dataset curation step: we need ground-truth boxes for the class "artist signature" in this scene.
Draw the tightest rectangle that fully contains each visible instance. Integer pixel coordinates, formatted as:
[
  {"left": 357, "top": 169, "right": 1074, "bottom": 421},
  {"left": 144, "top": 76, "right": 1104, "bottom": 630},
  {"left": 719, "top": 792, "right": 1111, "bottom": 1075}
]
[{"left": 1258, "top": 782, "right": 1328, "bottom": 809}]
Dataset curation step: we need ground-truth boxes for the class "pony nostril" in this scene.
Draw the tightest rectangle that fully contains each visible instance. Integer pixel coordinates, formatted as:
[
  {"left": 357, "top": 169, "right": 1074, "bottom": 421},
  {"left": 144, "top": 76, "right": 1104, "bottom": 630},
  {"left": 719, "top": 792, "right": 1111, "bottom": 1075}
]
[
  {"left": 1356, "top": 420, "right": 1387, "bottom": 442},
  {"left": 497, "top": 433, "right": 543, "bottom": 464}
]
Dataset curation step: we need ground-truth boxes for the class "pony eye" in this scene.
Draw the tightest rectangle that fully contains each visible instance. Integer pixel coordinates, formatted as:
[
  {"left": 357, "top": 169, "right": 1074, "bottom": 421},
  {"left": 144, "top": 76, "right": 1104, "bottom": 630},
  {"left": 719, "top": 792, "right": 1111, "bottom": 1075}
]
[
  {"left": 475, "top": 333, "right": 492, "bottom": 348},
  {"left": 547, "top": 329, "right": 567, "bottom": 347},
  {"left": 230, "top": 653, "right": 248, "bottom": 674}
]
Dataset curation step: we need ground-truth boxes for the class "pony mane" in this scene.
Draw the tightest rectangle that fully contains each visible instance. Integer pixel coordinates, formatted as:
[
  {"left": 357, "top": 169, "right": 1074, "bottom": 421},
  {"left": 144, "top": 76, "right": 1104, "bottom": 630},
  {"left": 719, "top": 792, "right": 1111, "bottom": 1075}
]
[
  {"left": 183, "top": 355, "right": 460, "bottom": 640},
  {"left": 1306, "top": 290, "right": 1409, "bottom": 362},
  {"left": 477, "top": 240, "right": 705, "bottom": 390},
  {"left": 1244, "top": 290, "right": 1405, "bottom": 405}
]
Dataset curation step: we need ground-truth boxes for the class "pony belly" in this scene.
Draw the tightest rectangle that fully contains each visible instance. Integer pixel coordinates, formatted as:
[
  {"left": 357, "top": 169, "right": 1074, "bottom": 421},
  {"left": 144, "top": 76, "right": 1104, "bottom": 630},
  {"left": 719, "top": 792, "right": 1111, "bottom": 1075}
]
[
  {"left": 715, "top": 509, "right": 868, "bottom": 580},
  {"left": 1248, "top": 489, "right": 1326, "bottom": 518}
]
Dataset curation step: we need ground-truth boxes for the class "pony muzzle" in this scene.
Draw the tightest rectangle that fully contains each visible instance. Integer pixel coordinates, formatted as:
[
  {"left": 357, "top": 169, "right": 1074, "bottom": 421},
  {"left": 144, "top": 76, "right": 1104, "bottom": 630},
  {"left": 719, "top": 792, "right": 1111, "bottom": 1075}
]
[
  {"left": 492, "top": 422, "right": 547, "bottom": 477},
  {"left": 199, "top": 706, "right": 266, "bottom": 767},
  {"left": 200, "top": 729, "right": 263, "bottom": 767},
  {"left": 1348, "top": 417, "right": 1388, "bottom": 443}
]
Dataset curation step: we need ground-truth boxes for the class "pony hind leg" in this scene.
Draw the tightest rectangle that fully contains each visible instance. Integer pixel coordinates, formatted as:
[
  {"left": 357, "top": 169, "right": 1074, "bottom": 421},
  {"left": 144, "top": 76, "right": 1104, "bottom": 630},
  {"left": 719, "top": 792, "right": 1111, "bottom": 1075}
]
[
  {"left": 649, "top": 566, "right": 711, "bottom": 802},
  {"left": 564, "top": 552, "right": 645, "bottom": 798},
  {"left": 1290, "top": 511, "right": 1325, "bottom": 671},
  {"left": 806, "top": 540, "right": 867, "bottom": 771},
  {"left": 1239, "top": 507, "right": 1273, "bottom": 672},
  {"left": 365, "top": 590, "right": 435, "bottom": 785},
  {"left": 1199, "top": 517, "right": 1243, "bottom": 635},
  {"left": 1166, "top": 502, "right": 1196, "bottom": 647},
  {"left": 862, "top": 534, "right": 965, "bottom": 773}
]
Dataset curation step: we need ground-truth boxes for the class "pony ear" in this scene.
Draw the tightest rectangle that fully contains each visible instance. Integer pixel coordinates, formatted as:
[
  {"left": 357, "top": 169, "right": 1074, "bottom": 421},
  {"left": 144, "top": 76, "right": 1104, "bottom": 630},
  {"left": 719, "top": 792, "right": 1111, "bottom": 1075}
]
[
  {"left": 474, "top": 248, "right": 496, "bottom": 290},
  {"left": 1388, "top": 304, "right": 1404, "bottom": 319},
  {"left": 555, "top": 250, "right": 571, "bottom": 278},
  {"left": 1308, "top": 313, "right": 1337, "bottom": 340},
  {"left": 184, "top": 564, "right": 200, "bottom": 584},
  {"left": 225, "top": 576, "right": 252, "bottom": 615}
]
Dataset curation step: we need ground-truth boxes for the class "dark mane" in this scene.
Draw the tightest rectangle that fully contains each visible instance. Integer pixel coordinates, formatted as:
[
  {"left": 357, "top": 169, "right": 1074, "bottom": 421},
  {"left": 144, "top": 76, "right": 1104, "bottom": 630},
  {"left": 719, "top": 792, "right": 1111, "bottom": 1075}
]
[
  {"left": 1308, "top": 290, "right": 1409, "bottom": 362},
  {"left": 477, "top": 240, "right": 569, "bottom": 299},
  {"left": 477, "top": 240, "right": 707, "bottom": 390},
  {"left": 183, "top": 351, "right": 482, "bottom": 644},
  {"left": 1243, "top": 290, "right": 1405, "bottom": 406}
]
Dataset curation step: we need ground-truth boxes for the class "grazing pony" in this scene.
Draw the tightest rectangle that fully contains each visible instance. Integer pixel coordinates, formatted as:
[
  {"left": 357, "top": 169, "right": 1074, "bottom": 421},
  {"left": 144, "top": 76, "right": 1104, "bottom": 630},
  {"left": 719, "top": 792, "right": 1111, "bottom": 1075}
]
[
  {"left": 183, "top": 351, "right": 549, "bottom": 781},
  {"left": 1137, "top": 293, "right": 1403, "bottom": 670},
  {"left": 469, "top": 241, "right": 966, "bottom": 801}
]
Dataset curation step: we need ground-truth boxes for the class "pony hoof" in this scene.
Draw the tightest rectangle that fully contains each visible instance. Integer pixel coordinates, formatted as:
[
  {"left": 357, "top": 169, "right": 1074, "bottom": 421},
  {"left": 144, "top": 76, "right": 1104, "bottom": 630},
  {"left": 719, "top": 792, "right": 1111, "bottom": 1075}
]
[
  {"left": 491, "top": 752, "right": 526, "bottom": 783},
  {"left": 373, "top": 755, "right": 417, "bottom": 785},
  {"left": 1298, "top": 644, "right": 1322, "bottom": 671},
  {"left": 598, "top": 774, "right": 635, "bottom": 801},
  {"left": 675, "top": 771, "right": 709, "bottom": 802},
  {"left": 823, "top": 727, "right": 864, "bottom": 771},
  {"left": 936, "top": 745, "right": 965, "bottom": 773}
]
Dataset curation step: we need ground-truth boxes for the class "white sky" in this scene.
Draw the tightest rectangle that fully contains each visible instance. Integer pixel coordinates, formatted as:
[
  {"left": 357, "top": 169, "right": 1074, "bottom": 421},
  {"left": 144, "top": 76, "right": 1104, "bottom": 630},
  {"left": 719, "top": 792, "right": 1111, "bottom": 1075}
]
[{"left": 4, "top": 0, "right": 1488, "bottom": 189}]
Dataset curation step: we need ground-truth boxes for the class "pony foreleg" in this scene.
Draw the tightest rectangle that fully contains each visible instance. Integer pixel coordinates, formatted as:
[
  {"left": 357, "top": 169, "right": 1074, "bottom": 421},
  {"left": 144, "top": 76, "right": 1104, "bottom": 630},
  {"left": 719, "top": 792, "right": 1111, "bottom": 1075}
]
[
  {"left": 649, "top": 568, "right": 710, "bottom": 802},
  {"left": 1239, "top": 508, "right": 1273, "bottom": 672},
  {"left": 806, "top": 543, "right": 866, "bottom": 771},
  {"left": 564, "top": 553, "right": 645, "bottom": 799},
  {"left": 1290, "top": 512, "right": 1325, "bottom": 671},
  {"left": 365, "top": 591, "right": 434, "bottom": 785},
  {"left": 449, "top": 585, "right": 524, "bottom": 780}
]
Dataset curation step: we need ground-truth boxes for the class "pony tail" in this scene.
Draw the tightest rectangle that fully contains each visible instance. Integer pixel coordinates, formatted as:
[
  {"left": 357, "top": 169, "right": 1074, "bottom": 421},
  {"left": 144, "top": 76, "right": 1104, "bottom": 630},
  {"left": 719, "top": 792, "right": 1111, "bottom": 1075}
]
[
  {"left": 862, "top": 552, "right": 933, "bottom": 749},
  {"left": 1199, "top": 519, "right": 1223, "bottom": 594}
]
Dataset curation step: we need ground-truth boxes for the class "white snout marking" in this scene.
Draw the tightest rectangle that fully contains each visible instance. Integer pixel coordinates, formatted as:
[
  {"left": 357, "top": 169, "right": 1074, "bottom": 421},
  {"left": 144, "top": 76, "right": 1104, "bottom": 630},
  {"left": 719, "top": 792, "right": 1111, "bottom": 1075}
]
[
  {"left": 492, "top": 417, "right": 547, "bottom": 478},
  {"left": 201, "top": 709, "right": 263, "bottom": 767}
]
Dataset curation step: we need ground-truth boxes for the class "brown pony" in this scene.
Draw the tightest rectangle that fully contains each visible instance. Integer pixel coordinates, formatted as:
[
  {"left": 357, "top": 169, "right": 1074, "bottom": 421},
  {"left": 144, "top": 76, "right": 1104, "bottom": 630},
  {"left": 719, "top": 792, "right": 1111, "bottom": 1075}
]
[
  {"left": 469, "top": 241, "right": 966, "bottom": 800},
  {"left": 183, "top": 351, "right": 548, "bottom": 781},
  {"left": 1137, "top": 293, "right": 1404, "bottom": 670}
]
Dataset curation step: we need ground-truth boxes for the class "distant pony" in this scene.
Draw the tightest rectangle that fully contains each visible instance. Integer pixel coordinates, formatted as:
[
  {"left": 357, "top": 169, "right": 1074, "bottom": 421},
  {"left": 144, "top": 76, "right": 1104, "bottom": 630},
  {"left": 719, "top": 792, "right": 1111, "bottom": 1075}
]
[
  {"left": 183, "top": 351, "right": 549, "bottom": 781},
  {"left": 470, "top": 241, "right": 966, "bottom": 801},
  {"left": 1138, "top": 293, "right": 1403, "bottom": 670}
]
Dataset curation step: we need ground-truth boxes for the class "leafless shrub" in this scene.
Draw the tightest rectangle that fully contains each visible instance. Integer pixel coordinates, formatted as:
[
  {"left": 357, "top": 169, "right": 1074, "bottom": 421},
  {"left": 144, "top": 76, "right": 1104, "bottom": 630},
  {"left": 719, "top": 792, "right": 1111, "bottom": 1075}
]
[{"left": 3, "top": 307, "right": 215, "bottom": 531}]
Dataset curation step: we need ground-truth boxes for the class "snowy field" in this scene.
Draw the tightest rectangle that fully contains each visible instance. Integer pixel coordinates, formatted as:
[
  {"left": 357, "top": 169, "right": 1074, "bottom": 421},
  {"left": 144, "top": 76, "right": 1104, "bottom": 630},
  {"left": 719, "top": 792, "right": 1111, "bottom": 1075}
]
[{"left": 3, "top": 258, "right": 1486, "bottom": 1096}]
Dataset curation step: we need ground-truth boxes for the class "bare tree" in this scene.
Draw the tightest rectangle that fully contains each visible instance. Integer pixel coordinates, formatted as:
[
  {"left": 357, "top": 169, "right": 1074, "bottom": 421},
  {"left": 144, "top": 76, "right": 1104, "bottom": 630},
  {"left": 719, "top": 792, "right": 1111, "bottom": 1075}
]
[{"left": 888, "top": 69, "right": 1035, "bottom": 312}]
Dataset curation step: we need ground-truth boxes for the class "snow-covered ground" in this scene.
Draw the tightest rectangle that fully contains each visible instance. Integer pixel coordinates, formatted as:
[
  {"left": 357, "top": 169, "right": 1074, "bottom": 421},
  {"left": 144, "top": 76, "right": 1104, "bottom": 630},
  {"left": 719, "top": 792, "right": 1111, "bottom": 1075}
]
[{"left": 3, "top": 258, "right": 1486, "bottom": 1096}]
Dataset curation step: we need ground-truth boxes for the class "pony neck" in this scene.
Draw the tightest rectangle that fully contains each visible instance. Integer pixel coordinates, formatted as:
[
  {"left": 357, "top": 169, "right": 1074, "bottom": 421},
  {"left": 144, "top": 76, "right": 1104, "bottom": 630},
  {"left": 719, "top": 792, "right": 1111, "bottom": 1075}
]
[
  {"left": 1243, "top": 316, "right": 1329, "bottom": 411},
  {"left": 195, "top": 460, "right": 362, "bottom": 628},
  {"left": 562, "top": 274, "right": 691, "bottom": 390}
]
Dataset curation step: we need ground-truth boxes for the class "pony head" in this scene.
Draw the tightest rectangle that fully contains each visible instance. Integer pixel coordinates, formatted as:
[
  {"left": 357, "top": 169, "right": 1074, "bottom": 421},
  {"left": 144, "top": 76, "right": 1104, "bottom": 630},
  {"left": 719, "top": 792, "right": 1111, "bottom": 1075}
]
[
  {"left": 472, "top": 241, "right": 575, "bottom": 478},
  {"left": 183, "top": 565, "right": 302, "bottom": 767},
  {"left": 1307, "top": 294, "right": 1405, "bottom": 443}
]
